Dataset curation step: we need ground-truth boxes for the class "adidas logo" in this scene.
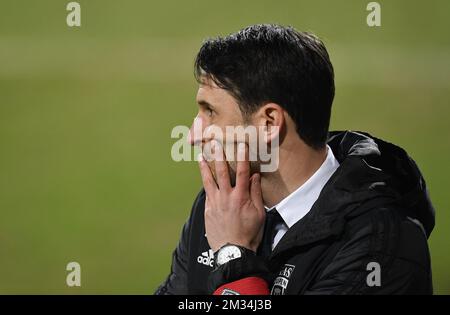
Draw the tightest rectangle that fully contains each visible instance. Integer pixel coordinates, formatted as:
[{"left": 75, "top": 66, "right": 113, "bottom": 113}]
[{"left": 197, "top": 249, "right": 214, "bottom": 267}]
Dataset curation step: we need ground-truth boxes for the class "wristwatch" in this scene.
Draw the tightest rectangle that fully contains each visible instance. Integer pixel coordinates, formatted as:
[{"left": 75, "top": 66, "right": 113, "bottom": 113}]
[
  {"left": 209, "top": 244, "right": 269, "bottom": 293},
  {"left": 214, "top": 244, "right": 251, "bottom": 268}
]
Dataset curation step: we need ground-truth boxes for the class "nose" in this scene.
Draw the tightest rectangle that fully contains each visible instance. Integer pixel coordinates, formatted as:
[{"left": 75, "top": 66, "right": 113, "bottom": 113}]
[{"left": 188, "top": 116, "right": 204, "bottom": 146}]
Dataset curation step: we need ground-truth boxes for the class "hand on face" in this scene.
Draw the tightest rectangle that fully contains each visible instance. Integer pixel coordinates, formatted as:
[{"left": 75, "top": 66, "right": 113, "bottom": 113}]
[{"left": 199, "top": 141, "right": 265, "bottom": 253}]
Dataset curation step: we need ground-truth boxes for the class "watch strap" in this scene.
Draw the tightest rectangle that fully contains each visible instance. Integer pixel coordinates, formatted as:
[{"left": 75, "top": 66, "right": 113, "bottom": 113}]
[{"left": 208, "top": 246, "right": 270, "bottom": 293}]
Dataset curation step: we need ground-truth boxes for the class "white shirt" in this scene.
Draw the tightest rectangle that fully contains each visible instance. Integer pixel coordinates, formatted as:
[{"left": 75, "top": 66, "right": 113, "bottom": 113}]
[{"left": 265, "top": 145, "right": 340, "bottom": 250}]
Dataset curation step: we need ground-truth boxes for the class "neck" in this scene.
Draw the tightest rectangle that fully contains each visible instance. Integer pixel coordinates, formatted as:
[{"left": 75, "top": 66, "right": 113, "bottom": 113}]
[{"left": 261, "top": 139, "right": 327, "bottom": 208}]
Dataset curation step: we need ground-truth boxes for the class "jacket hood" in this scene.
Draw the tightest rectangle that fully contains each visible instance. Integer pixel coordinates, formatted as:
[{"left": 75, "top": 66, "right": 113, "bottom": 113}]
[
  {"left": 272, "top": 130, "right": 435, "bottom": 257},
  {"left": 328, "top": 130, "right": 435, "bottom": 237}
]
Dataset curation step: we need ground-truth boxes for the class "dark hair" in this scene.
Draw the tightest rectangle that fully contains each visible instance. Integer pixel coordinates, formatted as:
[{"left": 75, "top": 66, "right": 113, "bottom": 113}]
[{"left": 194, "top": 24, "right": 335, "bottom": 149}]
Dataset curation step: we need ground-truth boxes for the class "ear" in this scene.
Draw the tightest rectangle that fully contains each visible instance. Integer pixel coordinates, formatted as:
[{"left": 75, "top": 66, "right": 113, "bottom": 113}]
[{"left": 252, "top": 103, "right": 285, "bottom": 144}]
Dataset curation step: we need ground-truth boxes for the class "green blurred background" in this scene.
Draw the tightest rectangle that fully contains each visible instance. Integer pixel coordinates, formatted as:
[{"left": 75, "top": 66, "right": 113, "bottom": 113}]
[{"left": 0, "top": 0, "right": 449, "bottom": 294}]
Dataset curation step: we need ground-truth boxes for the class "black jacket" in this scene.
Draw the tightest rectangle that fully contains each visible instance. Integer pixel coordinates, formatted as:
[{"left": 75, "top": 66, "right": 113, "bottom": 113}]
[{"left": 155, "top": 131, "right": 435, "bottom": 295}]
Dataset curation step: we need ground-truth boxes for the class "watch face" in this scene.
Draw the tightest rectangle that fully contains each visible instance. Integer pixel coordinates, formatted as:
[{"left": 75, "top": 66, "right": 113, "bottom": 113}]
[{"left": 217, "top": 245, "right": 242, "bottom": 266}]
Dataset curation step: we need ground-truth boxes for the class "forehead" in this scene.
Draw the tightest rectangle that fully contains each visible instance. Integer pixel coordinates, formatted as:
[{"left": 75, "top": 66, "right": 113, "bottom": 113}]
[{"left": 196, "top": 78, "right": 238, "bottom": 107}]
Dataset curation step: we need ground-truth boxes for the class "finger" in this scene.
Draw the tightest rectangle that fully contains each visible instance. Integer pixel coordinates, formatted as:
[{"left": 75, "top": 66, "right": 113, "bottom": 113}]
[
  {"left": 198, "top": 153, "right": 218, "bottom": 197},
  {"left": 250, "top": 173, "right": 264, "bottom": 211},
  {"left": 212, "top": 140, "right": 232, "bottom": 191},
  {"left": 205, "top": 195, "right": 210, "bottom": 209},
  {"left": 235, "top": 142, "right": 250, "bottom": 195},
  {"left": 204, "top": 196, "right": 210, "bottom": 238}
]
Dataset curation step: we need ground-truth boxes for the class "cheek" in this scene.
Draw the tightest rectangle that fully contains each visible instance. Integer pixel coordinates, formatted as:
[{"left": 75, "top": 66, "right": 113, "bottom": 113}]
[{"left": 249, "top": 161, "right": 260, "bottom": 175}]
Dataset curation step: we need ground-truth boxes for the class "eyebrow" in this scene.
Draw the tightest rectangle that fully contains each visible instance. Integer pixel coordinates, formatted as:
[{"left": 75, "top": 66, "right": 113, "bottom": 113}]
[{"left": 197, "top": 99, "right": 215, "bottom": 110}]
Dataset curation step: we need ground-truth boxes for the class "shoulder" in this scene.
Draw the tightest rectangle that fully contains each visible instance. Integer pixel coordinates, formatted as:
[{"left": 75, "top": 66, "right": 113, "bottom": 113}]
[
  {"left": 343, "top": 205, "right": 429, "bottom": 257},
  {"left": 315, "top": 206, "right": 432, "bottom": 294}
]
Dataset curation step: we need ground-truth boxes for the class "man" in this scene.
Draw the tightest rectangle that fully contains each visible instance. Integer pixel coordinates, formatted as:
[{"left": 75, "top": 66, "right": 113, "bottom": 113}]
[{"left": 155, "top": 24, "right": 434, "bottom": 295}]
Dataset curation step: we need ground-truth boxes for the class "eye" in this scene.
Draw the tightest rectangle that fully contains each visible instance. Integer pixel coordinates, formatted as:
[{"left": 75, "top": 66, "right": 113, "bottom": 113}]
[{"left": 206, "top": 107, "right": 214, "bottom": 117}]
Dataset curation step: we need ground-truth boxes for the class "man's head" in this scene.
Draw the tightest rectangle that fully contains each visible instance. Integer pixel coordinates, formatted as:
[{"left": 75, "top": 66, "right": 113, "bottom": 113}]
[{"left": 189, "top": 24, "right": 335, "bottom": 183}]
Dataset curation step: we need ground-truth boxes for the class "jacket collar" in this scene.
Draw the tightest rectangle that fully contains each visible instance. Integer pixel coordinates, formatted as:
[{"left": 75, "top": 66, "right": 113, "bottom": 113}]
[{"left": 271, "top": 131, "right": 396, "bottom": 258}]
